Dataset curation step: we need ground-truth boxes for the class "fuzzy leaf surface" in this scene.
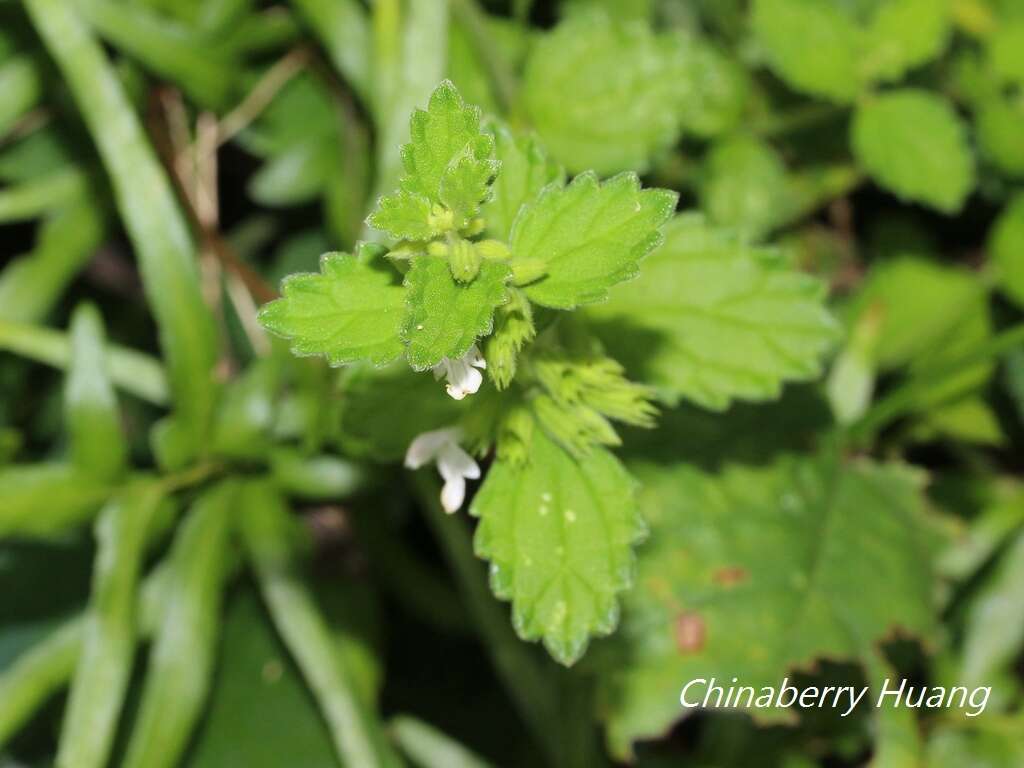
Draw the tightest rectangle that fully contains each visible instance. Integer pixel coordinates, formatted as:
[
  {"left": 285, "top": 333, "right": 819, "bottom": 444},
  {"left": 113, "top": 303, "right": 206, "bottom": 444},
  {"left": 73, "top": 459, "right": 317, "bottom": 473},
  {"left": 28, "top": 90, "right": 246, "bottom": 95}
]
[
  {"left": 369, "top": 81, "right": 496, "bottom": 238},
  {"left": 482, "top": 124, "right": 563, "bottom": 242},
  {"left": 596, "top": 456, "right": 937, "bottom": 758},
  {"left": 471, "top": 427, "right": 644, "bottom": 666},
  {"left": 587, "top": 215, "right": 839, "bottom": 409},
  {"left": 401, "top": 257, "right": 509, "bottom": 370},
  {"left": 521, "top": 12, "right": 688, "bottom": 174},
  {"left": 510, "top": 172, "right": 676, "bottom": 309},
  {"left": 259, "top": 253, "right": 405, "bottom": 367}
]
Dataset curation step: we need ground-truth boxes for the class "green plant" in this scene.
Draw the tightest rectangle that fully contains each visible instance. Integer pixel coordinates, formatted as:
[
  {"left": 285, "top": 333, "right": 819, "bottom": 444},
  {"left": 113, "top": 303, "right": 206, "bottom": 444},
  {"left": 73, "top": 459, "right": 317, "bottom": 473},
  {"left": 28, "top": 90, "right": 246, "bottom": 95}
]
[{"left": 1, "top": 1, "right": 1023, "bottom": 767}]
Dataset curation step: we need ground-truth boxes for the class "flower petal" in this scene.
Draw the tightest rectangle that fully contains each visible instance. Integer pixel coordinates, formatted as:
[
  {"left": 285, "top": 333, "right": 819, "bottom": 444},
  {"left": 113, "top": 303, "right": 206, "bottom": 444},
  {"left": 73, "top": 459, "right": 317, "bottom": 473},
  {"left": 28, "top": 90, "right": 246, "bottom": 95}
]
[
  {"left": 437, "top": 442, "right": 480, "bottom": 482},
  {"left": 440, "top": 475, "right": 466, "bottom": 513},
  {"left": 404, "top": 427, "right": 460, "bottom": 469}
]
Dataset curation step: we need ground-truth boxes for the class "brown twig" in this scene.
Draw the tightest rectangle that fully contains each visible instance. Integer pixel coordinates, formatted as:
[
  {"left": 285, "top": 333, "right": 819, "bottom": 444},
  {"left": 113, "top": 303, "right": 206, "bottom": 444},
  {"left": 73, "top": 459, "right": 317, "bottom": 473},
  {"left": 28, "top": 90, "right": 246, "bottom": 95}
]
[{"left": 217, "top": 47, "right": 310, "bottom": 146}]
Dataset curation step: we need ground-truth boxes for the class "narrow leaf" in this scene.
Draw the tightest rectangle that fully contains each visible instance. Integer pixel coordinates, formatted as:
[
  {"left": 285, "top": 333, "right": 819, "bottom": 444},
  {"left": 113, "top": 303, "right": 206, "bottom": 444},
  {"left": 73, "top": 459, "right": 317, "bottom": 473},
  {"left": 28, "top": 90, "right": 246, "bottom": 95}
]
[
  {"left": 25, "top": 0, "right": 220, "bottom": 455},
  {"left": 239, "top": 481, "right": 401, "bottom": 768},
  {"left": 57, "top": 481, "right": 169, "bottom": 768},
  {"left": 65, "top": 304, "right": 126, "bottom": 480},
  {"left": 122, "top": 481, "right": 237, "bottom": 768}
]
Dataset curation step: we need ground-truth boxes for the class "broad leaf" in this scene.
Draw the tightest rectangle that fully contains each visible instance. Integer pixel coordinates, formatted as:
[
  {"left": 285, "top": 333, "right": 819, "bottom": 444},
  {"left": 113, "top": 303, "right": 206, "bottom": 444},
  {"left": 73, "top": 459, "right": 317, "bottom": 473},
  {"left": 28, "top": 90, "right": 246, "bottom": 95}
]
[
  {"left": 402, "top": 256, "right": 509, "bottom": 370},
  {"left": 259, "top": 252, "right": 405, "bottom": 367},
  {"left": 752, "top": 0, "right": 951, "bottom": 101},
  {"left": 752, "top": 0, "right": 862, "bottom": 102},
  {"left": 511, "top": 172, "right": 676, "bottom": 309},
  {"left": 861, "top": 0, "right": 952, "bottom": 83},
  {"left": 587, "top": 215, "right": 839, "bottom": 409},
  {"left": 521, "top": 12, "right": 689, "bottom": 174},
  {"left": 471, "top": 428, "right": 644, "bottom": 666},
  {"left": 595, "top": 456, "right": 937, "bottom": 758},
  {"left": 368, "top": 81, "right": 496, "bottom": 239},
  {"left": 852, "top": 89, "right": 974, "bottom": 213},
  {"left": 482, "top": 124, "right": 562, "bottom": 243}
]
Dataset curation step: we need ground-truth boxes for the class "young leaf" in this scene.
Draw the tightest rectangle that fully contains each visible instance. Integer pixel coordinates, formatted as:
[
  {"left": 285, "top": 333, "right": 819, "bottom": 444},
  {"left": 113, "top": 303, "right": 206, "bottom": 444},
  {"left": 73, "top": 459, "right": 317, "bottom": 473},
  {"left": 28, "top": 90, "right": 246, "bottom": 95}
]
[
  {"left": 483, "top": 289, "right": 535, "bottom": 390},
  {"left": 259, "top": 252, "right": 406, "bottom": 367},
  {"left": 482, "top": 124, "right": 563, "bottom": 242},
  {"left": 596, "top": 456, "right": 936, "bottom": 759},
  {"left": 852, "top": 89, "right": 975, "bottom": 213},
  {"left": 471, "top": 428, "right": 645, "bottom": 666},
  {"left": 752, "top": 0, "right": 862, "bottom": 103},
  {"left": 65, "top": 304, "right": 126, "bottom": 481},
  {"left": 586, "top": 215, "right": 839, "bottom": 410},
  {"left": 368, "top": 81, "right": 497, "bottom": 239},
  {"left": 402, "top": 256, "right": 509, "bottom": 371},
  {"left": 521, "top": 12, "right": 689, "bottom": 174},
  {"left": 510, "top": 172, "right": 676, "bottom": 309}
]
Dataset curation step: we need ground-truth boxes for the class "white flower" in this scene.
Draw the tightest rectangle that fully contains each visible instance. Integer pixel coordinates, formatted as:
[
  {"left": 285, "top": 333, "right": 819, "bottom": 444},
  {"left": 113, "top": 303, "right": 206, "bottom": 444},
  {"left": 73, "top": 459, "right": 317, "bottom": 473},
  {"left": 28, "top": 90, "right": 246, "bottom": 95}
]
[
  {"left": 404, "top": 427, "right": 480, "bottom": 514},
  {"left": 432, "top": 345, "right": 487, "bottom": 400}
]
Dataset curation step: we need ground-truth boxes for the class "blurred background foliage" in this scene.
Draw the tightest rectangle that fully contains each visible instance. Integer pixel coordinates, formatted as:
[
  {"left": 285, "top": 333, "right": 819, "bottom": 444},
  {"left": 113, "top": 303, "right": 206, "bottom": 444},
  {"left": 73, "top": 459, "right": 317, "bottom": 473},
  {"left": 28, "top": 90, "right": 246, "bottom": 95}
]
[{"left": 0, "top": 0, "right": 1023, "bottom": 766}]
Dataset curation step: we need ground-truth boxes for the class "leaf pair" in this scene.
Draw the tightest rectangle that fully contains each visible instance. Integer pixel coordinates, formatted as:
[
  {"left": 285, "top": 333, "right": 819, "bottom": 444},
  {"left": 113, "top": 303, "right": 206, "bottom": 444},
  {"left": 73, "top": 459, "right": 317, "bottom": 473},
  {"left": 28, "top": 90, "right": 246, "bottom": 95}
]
[{"left": 368, "top": 81, "right": 497, "bottom": 241}]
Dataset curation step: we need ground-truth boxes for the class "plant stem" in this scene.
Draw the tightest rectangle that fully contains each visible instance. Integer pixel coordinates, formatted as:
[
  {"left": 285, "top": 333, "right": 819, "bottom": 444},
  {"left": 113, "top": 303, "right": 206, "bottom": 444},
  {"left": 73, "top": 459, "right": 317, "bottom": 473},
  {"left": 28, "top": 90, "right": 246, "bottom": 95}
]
[
  {"left": 449, "top": 0, "right": 519, "bottom": 115},
  {"left": 411, "top": 471, "right": 562, "bottom": 765},
  {"left": 390, "top": 715, "right": 495, "bottom": 768},
  {"left": 239, "top": 480, "right": 402, "bottom": 768},
  {"left": 849, "top": 323, "right": 1024, "bottom": 444}
]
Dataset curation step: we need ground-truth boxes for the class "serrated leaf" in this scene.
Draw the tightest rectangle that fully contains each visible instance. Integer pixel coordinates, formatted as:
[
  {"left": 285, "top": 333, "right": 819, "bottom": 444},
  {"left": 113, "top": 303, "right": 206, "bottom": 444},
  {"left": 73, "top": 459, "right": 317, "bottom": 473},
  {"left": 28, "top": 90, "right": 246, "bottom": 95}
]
[
  {"left": 482, "top": 123, "right": 563, "bottom": 242},
  {"left": 365, "top": 190, "right": 436, "bottom": 242},
  {"left": 369, "top": 81, "right": 496, "bottom": 239},
  {"left": 752, "top": 0, "right": 862, "bottom": 103},
  {"left": 402, "top": 257, "right": 509, "bottom": 370},
  {"left": 259, "top": 252, "right": 405, "bottom": 367},
  {"left": 587, "top": 215, "right": 839, "bottom": 410},
  {"left": 471, "top": 427, "right": 644, "bottom": 666},
  {"left": 853, "top": 89, "right": 975, "bottom": 213},
  {"left": 522, "top": 12, "right": 689, "bottom": 174},
  {"left": 510, "top": 172, "right": 676, "bottom": 309},
  {"left": 596, "top": 456, "right": 936, "bottom": 758}
]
